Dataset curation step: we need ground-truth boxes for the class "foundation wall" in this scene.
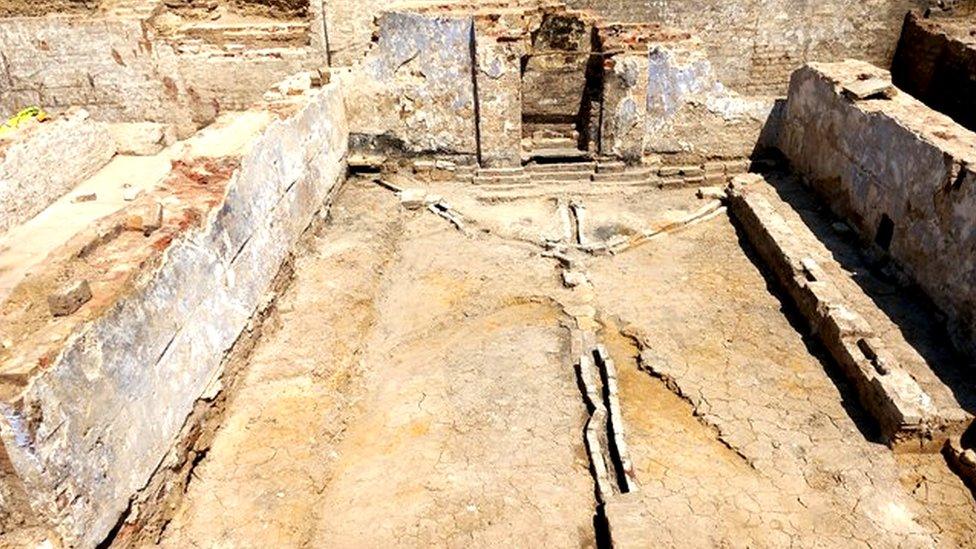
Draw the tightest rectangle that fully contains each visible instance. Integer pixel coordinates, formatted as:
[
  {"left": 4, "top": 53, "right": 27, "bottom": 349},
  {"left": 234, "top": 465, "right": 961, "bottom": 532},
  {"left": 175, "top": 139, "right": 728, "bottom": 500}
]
[
  {"left": 599, "top": 43, "right": 773, "bottom": 164},
  {"left": 642, "top": 44, "right": 773, "bottom": 164},
  {"left": 0, "top": 0, "right": 98, "bottom": 17},
  {"left": 0, "top": 83, "right": 348, "bottom": 548},
  {"left": 323, "top": 0, "right": 387, "bottom": 66},
  {"left": 320, "top": 0, "right": 931, "bottom": 92},
  {"left": 0, "top": 16, "right": 199, "bottom": 135},
  {"left": 0, "top": 110, "right": 116, "bottom": 234},
  {"left": 0, "top": 14, "right": 325, "bottom": 136},
  {"left": 568, "top": 0, "right": 929, "bottom": 94},
  {"left": 474, "top": 20, "right": 524, "bottom": 167},
  {"left": 340, "top": 11, "right": 477, "bottom": 158},
  {"left": 891, "top": 11, "right": 976, "bottom": 132},
  {"left": 778, "top": 60, "right": 976, "bottom": 356}
]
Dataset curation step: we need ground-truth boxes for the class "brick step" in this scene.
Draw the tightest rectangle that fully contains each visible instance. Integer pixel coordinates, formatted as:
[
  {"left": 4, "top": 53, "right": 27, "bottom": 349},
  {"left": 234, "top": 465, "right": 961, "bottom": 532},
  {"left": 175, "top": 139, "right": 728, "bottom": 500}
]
[
  {"left": 529, "top": 127, "right": 578, "bottom": 140},
  {"left": 658, "top": 176, "right": 706, "bottom": 189},
  {"left": 657, "top": 165, "right": 705, "bottom": 178},
  {"left": 595, "top": 161, "right": 627, "bottom": 174},
  {"left": 472, "top": 175, "right": 531, "bottom": 186},
  {"left": 532, "top": 171, "right": 593, "bottom": 182},
  {"left": 476, "top": 186, "right": 655, "bottom": 203},
  {"left": 591, "top": 170, "right": 653, "bottom": 183},
  {"left": 524, "top": 147, "right": 590, "bottom": 163},
  {"left": 476, "top": 167, "right": 524, "bottom": 177},
  {"left": 526, "top": 161, "right": 595, "bottom": 174},
  {"left": 477, "top": 182, "right": 537, "bottom": 192},
  {"left": 532, "top": 137, "right": 577, "bottom": 149}
]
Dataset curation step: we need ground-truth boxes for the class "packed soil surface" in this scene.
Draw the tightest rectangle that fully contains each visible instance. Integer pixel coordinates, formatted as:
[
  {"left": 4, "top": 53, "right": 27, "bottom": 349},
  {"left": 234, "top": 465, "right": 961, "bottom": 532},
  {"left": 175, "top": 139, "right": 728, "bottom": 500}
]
[{"left": 150, "top": 175, "right": 976, "bottom": 548}]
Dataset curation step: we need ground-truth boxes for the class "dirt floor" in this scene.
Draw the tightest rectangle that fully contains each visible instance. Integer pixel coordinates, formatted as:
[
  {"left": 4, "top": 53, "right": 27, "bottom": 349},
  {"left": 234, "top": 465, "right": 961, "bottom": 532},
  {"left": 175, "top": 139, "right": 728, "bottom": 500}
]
[{"left": 149, "top": 175, "right": 976, "bottom": 548}]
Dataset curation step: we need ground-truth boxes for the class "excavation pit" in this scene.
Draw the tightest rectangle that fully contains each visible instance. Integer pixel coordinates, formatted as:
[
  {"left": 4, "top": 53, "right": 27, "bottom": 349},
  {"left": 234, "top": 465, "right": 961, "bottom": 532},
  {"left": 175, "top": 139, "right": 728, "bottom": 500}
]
[{"left": 1, "top": 1, "right": 976, "bottom": 548}]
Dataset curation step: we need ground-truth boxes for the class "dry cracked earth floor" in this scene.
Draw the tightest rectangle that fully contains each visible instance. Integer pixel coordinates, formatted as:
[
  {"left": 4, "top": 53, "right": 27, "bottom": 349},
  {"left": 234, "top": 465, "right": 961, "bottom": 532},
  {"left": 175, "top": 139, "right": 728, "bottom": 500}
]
[{"left": 148, "top": 175, "right": 976, "bottom": 548}]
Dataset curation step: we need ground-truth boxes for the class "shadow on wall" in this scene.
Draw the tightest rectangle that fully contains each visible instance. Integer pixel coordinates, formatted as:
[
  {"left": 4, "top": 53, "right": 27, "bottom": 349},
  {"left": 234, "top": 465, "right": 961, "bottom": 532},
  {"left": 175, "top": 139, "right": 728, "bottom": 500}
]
[{"left": 751, "top": 99, "right": 786, "bottom": 159}]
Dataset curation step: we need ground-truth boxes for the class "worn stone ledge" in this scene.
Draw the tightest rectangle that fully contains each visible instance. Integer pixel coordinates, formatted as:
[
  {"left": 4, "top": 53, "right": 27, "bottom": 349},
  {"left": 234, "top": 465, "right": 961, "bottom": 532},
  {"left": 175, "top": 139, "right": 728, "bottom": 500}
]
[
  {"left": 727, "top": 174, "right": 969, "bottom": 452},
  {"left": 778, "top": 60, "right": 976, "bottom": 357},
  {"left": 0, "top": 110, "right": 116, "bottom": 235},
  {"left": 0, "top": 82, "right": 348, "bottom": 548}
]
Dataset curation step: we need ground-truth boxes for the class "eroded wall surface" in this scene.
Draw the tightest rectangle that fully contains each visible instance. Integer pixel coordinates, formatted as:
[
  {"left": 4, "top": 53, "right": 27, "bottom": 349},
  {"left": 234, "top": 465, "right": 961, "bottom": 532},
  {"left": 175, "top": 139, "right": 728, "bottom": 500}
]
[
  {"left": 320, "top": 0, "right": 933, "bottom": 93},
  {"left": 568, "top": 0, "right": 930, "bottom": 94},
  {"left": 778, "top": 60, "right": 976, "bottom": 356},
  {"left": 0, "top": 17, "right": 199, "bottom": 135},
  {"left": 323, "top": 0, "right": 387, "bottom": 66},
  {"left": 892, "top": 11, "right": 976, "bottom": 132},
  {"left": 0, "top": 83, "right": 348, "bottom": 548},
  {"left": 0, "top": 111, "right": 116, "bottom": 234},
  {"left": 0, "top": 10, "right": 326, "bottom": 137},
  {"left": 340, "top": 11, "right": 477, "bottom": 158}
]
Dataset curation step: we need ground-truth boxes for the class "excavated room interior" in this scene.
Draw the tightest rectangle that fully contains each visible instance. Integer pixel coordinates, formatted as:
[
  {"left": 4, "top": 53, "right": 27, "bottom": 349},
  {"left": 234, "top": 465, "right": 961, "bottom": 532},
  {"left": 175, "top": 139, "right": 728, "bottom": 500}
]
[{"left": 1, "top": 0, "right": 976, "bottom": 548}]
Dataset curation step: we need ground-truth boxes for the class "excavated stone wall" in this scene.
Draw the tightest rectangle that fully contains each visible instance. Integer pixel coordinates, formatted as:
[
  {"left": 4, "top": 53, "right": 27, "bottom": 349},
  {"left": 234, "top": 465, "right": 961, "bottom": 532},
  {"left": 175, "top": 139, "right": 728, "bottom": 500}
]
[
  {"left": 891, "top": 11, "right": 976, "bottom": 132},
  {"left": 0, "top": 0, "right": 99, "bottom": 17},
  {"left": 568, "top": 0, "right": 930, "bottom": 94},
  {"left": 474, "top": 14, "right": 525, "bottom": 167},
  {"left": 339, "top": 11, "right": 477, "bottom": 158},
  {"left": 0, "top": 17, "right": 199, "bottom": 136},
  {"left": 320, "top": 0, "right": 932, "bottom": 93},
  {"left": 0, "top": 110, "right": 116, "bottom": 234},
  {"left": 0, "top": 12, "right": 325, "bottom": 137},
  {"left": 323, "top": 0, "right": 387, "bottom": 66},
  {"left": 163, "top": 0, "right": 309, "bottom": 18},
  {"left": 232, "top": 0, "right": 309, "bottom": 17},
  {"left": 0, "top": 82, "right": 348, "bottom": 548},
  {"left": 778, "top": 60, "right": 976, "bottom": 357},
  {"left": 600, "top": 38, "right": 774, "bottom": 164}
]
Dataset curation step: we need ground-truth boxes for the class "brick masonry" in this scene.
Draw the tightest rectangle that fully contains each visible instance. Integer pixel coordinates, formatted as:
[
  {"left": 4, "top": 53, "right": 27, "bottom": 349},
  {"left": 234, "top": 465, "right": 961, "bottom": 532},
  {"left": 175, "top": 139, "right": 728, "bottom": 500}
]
[
  {"left": 566, "top": 0, "right": 930, "bottom": 95},
  {"left": 891, "top": 11, "right": 976, "bottom": 132}
]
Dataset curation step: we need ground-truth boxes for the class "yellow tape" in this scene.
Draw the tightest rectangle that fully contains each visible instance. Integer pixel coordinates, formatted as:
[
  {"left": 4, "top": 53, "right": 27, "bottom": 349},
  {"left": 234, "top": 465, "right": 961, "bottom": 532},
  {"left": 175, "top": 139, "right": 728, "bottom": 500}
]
[{"left": 0, "top": 106, "right": 49, "bottom": 137}]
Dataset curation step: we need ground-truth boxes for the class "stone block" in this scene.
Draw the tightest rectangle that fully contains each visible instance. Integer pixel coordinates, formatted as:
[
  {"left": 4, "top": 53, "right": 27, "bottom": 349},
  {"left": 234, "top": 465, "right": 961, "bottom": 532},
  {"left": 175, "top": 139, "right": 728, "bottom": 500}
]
[
  {"left": 841, "top": 77, "right": 897, "bottom": 100},
  {"left": 399, "top": 188, "right": 427, "bottom": 210},
  {"left": 107, "top": 123, "right": 177, "bottom": 156},
  {"left": 47, "top": 280, "right": 93, "bottom": 317}
]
